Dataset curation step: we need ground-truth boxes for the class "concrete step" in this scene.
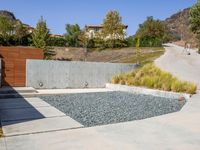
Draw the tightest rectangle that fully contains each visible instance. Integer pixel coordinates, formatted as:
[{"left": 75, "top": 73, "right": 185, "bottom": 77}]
[
  {"left": 0, "top": 93, "right": 39, "bottom": 99},
  {"left": 0, "top": 87, "right": 37, "bottom": 94},
  {"left": 0, "top": 87, "right": 37, "bottom": 99},
  {"left": 0, "top": 93, "right": 22, "bottom": 99}
]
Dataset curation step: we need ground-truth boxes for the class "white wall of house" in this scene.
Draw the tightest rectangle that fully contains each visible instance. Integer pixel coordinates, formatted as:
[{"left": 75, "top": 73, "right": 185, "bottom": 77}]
[{"left": 85, "top": 26, "right": 127, "bottom": 40}]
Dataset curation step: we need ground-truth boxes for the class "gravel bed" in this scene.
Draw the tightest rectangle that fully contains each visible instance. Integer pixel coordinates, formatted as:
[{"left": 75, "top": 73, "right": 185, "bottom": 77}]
[{"left": 39, "top": 91, "right": 185, "bottom": 127}]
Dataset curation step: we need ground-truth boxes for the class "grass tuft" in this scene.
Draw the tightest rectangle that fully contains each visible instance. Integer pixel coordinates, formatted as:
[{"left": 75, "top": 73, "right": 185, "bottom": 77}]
[
  {"left": 0, "top": 128, "right": 3, "bottom": 138},
  {"left": 112, "top": 63, "right": 197, "bottom": 94},
  {"left": 0, "top": 119, "right": 3, "bottom": 138}
]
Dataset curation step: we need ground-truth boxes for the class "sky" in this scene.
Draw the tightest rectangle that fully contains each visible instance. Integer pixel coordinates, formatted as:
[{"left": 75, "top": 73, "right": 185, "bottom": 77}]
[{"left": 0, "top": 0, "right": 197, "bottom": 36}]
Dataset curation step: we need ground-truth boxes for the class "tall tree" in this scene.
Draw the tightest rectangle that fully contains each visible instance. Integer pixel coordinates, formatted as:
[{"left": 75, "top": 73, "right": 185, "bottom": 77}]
[
  {"left": 136, "top": 38, "right": 141, "bottom": 65},
  {"left": 15, "top": 21, "right": 28, "bottom": 45},
  {"left": 190, "top": 0, "right": 200, "bottom": 53},
  {"left": 101, "top": 10, "right": 125, "bottom": 48},
  {"left": 65, "top": 24, "right": 81, "bottom": 47},
  {"left": 78, "top": 31, "right": 89, "bottom": 61},
  {"left": 135, "top": 16, "right": 166, "bottom": 47},
  {"left": 0, "top": 16, "right": 14, "bottom": 45},
  {"left": 136, "top": 16, "right": 165, "bottom": 39},
  {"left": 32, "top": 17, "right": 52, "bottom": 59}
]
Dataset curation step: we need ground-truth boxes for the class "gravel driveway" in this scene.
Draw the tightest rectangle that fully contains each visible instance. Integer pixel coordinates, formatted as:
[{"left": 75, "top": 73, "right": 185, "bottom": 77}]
[{"left": 40, "top": 91, "right": 184, "bottom": 127}]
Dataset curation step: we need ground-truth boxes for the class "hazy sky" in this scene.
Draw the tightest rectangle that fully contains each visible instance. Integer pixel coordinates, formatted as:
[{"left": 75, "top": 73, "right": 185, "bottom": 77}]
[{"left": 0, "top": 0, "right": 197, "bottom": 35}]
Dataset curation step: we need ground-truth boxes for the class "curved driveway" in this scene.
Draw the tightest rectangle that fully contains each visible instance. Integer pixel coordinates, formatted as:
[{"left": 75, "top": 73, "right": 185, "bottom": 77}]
[{"left": 155, "top": 44, "right": 200, "bottom": 88}]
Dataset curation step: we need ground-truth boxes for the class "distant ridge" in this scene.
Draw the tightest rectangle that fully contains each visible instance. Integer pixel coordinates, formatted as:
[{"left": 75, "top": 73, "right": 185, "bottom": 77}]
[
  {"left": 164, "top": 8, "right": 198, "bottom": 46},
  {"left": 0, "top": 10, "right": 16, "bottom": 21}
]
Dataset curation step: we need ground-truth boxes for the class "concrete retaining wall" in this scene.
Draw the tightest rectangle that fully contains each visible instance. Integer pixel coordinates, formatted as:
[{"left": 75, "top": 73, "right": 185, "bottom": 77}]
[
  {"left": 26, "top": 60, "right": 137, "bottom": 89},
  {"left": 106, "top": 83, "right": 191, "bottom": 100}
]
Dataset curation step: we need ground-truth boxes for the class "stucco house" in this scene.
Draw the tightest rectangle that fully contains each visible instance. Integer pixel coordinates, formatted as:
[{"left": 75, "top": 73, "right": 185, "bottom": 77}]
[{"left": 85, "top": 25, "right": 128, "bottom": 39}]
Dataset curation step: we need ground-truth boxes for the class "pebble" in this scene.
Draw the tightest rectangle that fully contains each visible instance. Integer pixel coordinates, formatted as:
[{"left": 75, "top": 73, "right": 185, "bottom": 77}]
[{"left": 39, "top": 91, "right": 185, "bottom": 127}]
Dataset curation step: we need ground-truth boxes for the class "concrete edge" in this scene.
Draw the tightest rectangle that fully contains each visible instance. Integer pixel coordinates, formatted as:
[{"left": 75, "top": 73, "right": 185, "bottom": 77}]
[
  {"left": 106, "top": 83, "right": 191, "bottom": 100},
  {"left": 0, "top": 89, "right": 115, "bottom": 99}
]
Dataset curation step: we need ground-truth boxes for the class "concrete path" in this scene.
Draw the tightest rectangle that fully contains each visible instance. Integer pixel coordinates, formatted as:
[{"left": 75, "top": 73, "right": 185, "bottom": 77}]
[
  {"left": 0, "top": 97, "right": 83, "bottom": 137},
  {"left": 0, "top": 87, "right": 37, "bottom": 94},
  {"left": 155, "top": 44, "right": 200, "bottom": 87},
  {"left": 0, "top": 88, "right": 114, "bottom": 99},
  {"left": 36, "top": 88, "right": 114, "bottom": 95},
  {"left": 1, "top": 44, "right": 200, "bottom": 150},
  {"left": 0, "top": 138, "right": 6, "bottom": 150}
]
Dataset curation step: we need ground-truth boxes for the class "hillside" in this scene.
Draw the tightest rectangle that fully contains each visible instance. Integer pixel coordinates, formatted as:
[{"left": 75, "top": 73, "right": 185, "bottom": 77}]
[
  {"left": 0, "top": 10, "right": 16, "bottom": 21},
  {"left": 164, "top": 8, "right": 198, "bottom": 47},
  {"left": 53, "top": 47, "right": 164, "bottom": 64}
]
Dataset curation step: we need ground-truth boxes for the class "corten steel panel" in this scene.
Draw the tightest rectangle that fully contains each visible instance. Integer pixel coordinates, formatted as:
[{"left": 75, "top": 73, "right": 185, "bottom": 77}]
[
  {"left": 14, "top": 78, "right": 26, "bottom": 87},
  {"left": 0, "top": 47, "right": 43, "bottom": 86},
  {"left": 2, "top": 59, "right": 14, "bottom": 66},
  {"left": 19, "top": 48, "right": 43, "bottom": 59},
  {"left": 3, "top": 77, "right": 14, "bottom": 86},
  {"left": 0, "top": 51, "right": 8, "bottom": 58}
]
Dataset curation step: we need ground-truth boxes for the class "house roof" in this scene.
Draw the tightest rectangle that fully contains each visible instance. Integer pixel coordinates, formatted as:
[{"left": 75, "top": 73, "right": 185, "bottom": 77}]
[
  {"left": 85, "top": 25, "right": 103, "bottom": 28},
  {"left": 49, "top": 34, "right": 64, "bottom": 38}
]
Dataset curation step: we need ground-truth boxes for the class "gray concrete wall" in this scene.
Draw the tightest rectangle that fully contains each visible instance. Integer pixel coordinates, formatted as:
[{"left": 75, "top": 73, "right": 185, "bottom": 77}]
[{"left": 26, "top": 60, "right": 137, "bottom": 89}]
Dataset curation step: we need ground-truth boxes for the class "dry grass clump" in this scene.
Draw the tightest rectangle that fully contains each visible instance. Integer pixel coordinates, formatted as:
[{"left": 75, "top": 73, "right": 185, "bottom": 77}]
[
  {"left": 0, "top": 120, "right": 3, "bottom": 138},
  {"left": 0, "top": 128, "right": 3, "bottom": 138},
  {"left": 112, "top": 63, "right": 197, "bottom": 94}
]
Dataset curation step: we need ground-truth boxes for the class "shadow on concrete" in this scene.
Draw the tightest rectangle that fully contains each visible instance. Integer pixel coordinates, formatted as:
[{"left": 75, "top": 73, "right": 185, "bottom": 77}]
[{"left": 0, "top": 86, "right": 45, "bottom": 126}]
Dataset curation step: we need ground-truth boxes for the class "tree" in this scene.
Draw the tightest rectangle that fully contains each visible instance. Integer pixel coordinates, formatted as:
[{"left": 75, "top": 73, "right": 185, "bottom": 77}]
[
  {"left": 48, "top": 37, "right": 67, "bottom": 47},
  {"left": 190, "top": 0, "right": 200, "bottom": 53},
  {"left": 32, "top": 17, "right": 52, "bottom": 59},
  {"left": 65, "top": 24, "right": 81, "bottom": 47},
  {"left": 136, "top": 17, "right": 165, "bottom": 39},
  {"left": 0, "top": 16, "right": 14, "bottom": 45},
  {"left": 135, "top": 16, "right": 166, "bottom": 47},
  {"left": 78, "top": 30, "right": 91, "bottom": 61},
  {"left": 15, "top": 21, "right": 28, "bottom": 45},
  {"left": 78, "top": 31, "right": 88, "bottom": 47},
  {"left": 101, "top": 10, "right": 125, "bottom": 48},
  {"left": 126, "top": 36, "right": 134, "bottom": 47},
  {"left": 136, "top": 37, "right": 141, "bottom": 65}
]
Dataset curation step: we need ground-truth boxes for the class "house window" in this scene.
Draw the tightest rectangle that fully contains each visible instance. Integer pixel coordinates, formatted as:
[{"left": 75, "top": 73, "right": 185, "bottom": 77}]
[{"left": 94, "top": 28, "right": 99, "bottom": 32}]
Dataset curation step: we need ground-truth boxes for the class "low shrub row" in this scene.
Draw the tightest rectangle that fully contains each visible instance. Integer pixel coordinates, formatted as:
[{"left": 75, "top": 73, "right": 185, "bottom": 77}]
[{"left": 112, "top": 63, "right": 197, "bottom": 94}]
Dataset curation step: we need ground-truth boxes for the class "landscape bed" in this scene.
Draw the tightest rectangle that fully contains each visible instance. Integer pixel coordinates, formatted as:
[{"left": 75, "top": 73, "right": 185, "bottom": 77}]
[{"left": 39, "top": 91, "right": 185, "bottom": 127}]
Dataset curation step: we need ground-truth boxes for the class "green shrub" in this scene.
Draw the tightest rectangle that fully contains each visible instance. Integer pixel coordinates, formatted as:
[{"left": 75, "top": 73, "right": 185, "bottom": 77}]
[
  {"left": 48, "top": 37, "right": 67, "bottom": 47},
  {"left": 137, "top": 37, "right": 162, "bottom": 47},
  {"left": 126, "top": 36, "right": 134, "bottom": 47},
  {"left": 112, "top": 63, "right": 197, "bottom": 94}
]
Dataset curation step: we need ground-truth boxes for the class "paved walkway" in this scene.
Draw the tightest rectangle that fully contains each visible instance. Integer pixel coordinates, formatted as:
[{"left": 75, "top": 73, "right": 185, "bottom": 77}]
[
  {"left": 1, "top": 44, "right": 200, "bottom": 150},
  {"left": 155, "top": 44, "right": 200, "bottom": 88},
  {"left": 0, "top": 97, "right": 83, "bottom": 137}
]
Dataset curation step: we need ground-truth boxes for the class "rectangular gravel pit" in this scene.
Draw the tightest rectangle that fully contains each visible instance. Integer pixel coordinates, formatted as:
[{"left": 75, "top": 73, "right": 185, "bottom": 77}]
[{"left": 39, "top": 91, "right": 185, "bottom": 127}]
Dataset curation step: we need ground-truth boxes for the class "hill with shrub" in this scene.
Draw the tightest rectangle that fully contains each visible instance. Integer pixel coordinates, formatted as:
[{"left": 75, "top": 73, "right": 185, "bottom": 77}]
[
  {"left": 164, "top": 8, "right": 198, "bottom": 47},
  {"left": 0, "top": 10, "right": 16, "bottom": 21}
]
